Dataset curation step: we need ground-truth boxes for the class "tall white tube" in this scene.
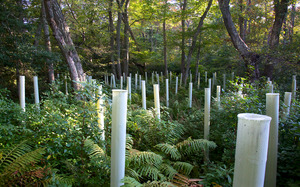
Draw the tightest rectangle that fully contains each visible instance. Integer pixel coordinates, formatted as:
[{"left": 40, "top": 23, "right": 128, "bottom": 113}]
[
  {"left": 110, "top": 90, "right": 128, "bottom": 187},
  {"left": 175, "top": 76, "right": 178, "bottom": 95},
  {"left": 97, "top": 85, "right": 105, "bottom": 141},
  {"left": 135, "top": 74, "right": 137, "bottom": 90},
  {"left": 208, "top": 79, "right": 211, "bottom": 91},
  {"left": 190, "top": 73, "right": 192, "bottom": 83},
  {"left": 127, "top": 77, "right": 131, "bottom": 100},
  {"left": 292, "top": 75, "right": 296, "bottom": 100},
  {"left": 123, "top": 73, "right": 125, "bottom": 82},
  {"left": 166, "top": 79, "right": 169, "bottom": 107},
  {"left": 223, "top": 74, "right": 226, "bottom": 92},
  {"left": 153, "top": 84, "right": 160, "bottom": 120},
  {"left": 197, "top": 73, "right": 200, "bottom": 89},
  {"left": 33, "top": 76, "right": 39, "bottom": 105},
  {"left": 216, "top": 85, "right": 221, "bottom": 109},
  {"left": 142, "top": 80, "right": 146, "bottom": 109},
  {"left": 156, "top": 74, "right": 160, "bottom": 85},
  {"left": 20, "top": 76, "right": 25, "bottom": 111},
  {"left": 205, "top": 71, "right": 207, "bottom": 83},
  {"left": 233, "top": 113, "right": 271, "bottom": 187},
  {"left": 189, "top": 83, "right": 193, "bottom": 108},
  {"left": 113, "top": 75, "right": 116, "bottom": 88},
  {"left": 264, "top": 93, "right": 279, "bottom": 187},
  {"left": 120, "top": 76, "right": 123, "bottom": 89},
  {"left": 139, "top": 75, "right": 142, "bottom": 90},
  {"left": 283, "top": 92, "right": 292, "bottom": 119},
  {"left": 204, "top": 88, "right": 211, "bottom": 140}
]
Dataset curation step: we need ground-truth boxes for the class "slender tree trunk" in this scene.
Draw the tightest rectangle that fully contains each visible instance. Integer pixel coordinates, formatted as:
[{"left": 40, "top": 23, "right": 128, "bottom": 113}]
[
  {"left": 44, "top": 0, "right": 85, "bottom": 91},
  {"left": 109, "top": 0, "right": 117, "bottom": 77},
  {"left": 183, "top": 0, "right": 213, "bottom": 85},
  {"left": 195, "top": 38, "right": 201, "bottom": 82},
  {"left": 116, "top": 0, "right": 125, "bottom": 79},
  {"left": 219, "top": 0, "right": 260, "bottom": 80},
  {"left": 42, "top": 0, "right": 55, "bottom": 83},
  {"left": 238, "top": 0, "right": 245, "bottom": 40},
  {"left": 290, "top": 3, "right": 295, "bottom": 42},
  {"left": 180, "top": 0, "right": 187, "bottom": 84},
  {"left": 163, "top": 15, "right": 167, "bottom": 76},
  {"left": 123, "top": 0, "right": 130, "bottom": 77}
]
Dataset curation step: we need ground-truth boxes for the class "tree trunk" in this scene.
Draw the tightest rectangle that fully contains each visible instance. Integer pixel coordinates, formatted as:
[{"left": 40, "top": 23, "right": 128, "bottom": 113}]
[
  {"left": 219, "top": 0, "right": 260, "bottom": 80},
  {"left": 290, "top": 3, "right": 295, "bottom": 42},
  {"left": 116, "top": 0, "right": 125, "bottom": 79},
  {"left": 163, "top": 11, "right": 167, "bottom": 76},
  {"left": 42, "top": 0, "right": 55, "bottom": 83},
  {"left": 195, "top": 42, "right": 201, "bottom": 83},
  {"left": 123, "top": 0, "right": 130, "bottom": 77},
  {"left": 109, "top": 0, "right": 117, "bottom": 77},
  {"left": 268, "top": 0, "right": 289, "bottom": 48},
  {"left": 183, "top": 0, "right": 213, "bottom": 85},
  {"left": 44, "top": 0, "right": 85, "bottom": 91},
  {"left": 180, "top": 0, "right": 187, "bottom": 84},
  {"left": 238, "top": 0, "right": 245, "bottom": 40}
]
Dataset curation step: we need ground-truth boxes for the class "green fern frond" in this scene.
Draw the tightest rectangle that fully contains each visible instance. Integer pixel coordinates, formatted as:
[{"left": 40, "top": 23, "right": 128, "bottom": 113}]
[
  {"left": 129, "top": 150, "right": 163, "bottom": 167},
  {"left": 126, "top": 168, "right": 140, "bottom": 181},
  {"left": 122, "top": 176, "right": 143, "bottom": 187},
  {"left": 173, "top": 162, "right": 193, "bottom": 176},
  {"left": 176, "top": 138, "right": 216, "bottom": 155},
  {"left": 160, "top": 163, "right": 177, "bottom": 179},
  {"left": 126, "top": 134, "right": 133, "bottom": 150},
  {"left": 143, "top": 180, "right": 175, "bottom": 187},
  {"left": 155, "top": 143, "right": 181, "bottom": 160},
  {"left": 84, "top": 139, "right": 105, "bottom": 160},
  {"left": 137, "top": 165, "right": 162, "bottom": 181}
]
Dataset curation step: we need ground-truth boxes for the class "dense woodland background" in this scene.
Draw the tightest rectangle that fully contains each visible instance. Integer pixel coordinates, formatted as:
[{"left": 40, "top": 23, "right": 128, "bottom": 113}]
[{"left": 0, "top": 0, "right": 299, "bottom": 98}]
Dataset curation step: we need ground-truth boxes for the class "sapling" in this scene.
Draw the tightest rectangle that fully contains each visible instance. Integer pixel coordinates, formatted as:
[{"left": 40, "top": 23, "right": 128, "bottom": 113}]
[
  {"left": 233, "top": 113, "right": 271, "bottom": 187},
  {"left": 110, "top": 90, "right": 128, "bottom": 187},
  {"left": 19, "top": 76, "right": 25, "bottom": 111},
  {"left": 265, "top": 93, "right": 279, "bottom": 187}
]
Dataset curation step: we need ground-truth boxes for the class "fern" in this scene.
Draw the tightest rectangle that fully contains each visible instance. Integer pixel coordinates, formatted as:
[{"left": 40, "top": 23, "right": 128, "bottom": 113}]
[
  {"left": 129, "top": 150, "right": 163, "bottom": 167},
  {"left": 176, "top": 138, "right": 217, "bottom": 155},
  {"left": 173, "top": 161, "right": 194, "bottom": 176},
  {"left": 155, "top": 143, "right": 181, "bottom": 160},
  {"left": 159, "top": 163, "right": 177, "bottom": 179},
  {"left": 122, "top": 176, "right": 143, "bottom": 187},
  {"left": 84, "top": 139, "right": 105, "bottom": 161}
]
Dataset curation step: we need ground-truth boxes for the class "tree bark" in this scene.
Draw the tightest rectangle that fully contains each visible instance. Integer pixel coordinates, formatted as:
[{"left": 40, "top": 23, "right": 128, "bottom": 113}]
[
  {"left": 44, "top": 0, "right": 85, "bottom": 91},
  {"left": 116, "top": 0, "right": 125, "bottom": 79},
  {"left": 219, "top": 0, "right": 260, "bottom": 80},
  {"left": 109, "top": 0, "right": 117, "bottom": 77},
  {"left": 238, "top": 0, "right": 245, "bottom": 40},
  {"left": 268, "top": 0, "right": 289, "bottom": 48},
  {"left": 42, "top": 0, "right": 55, "bottom": 83},
  {"left": 163, "top": 0, "right": 168, "bottom": 77},
  {"left": 180, "top": 0, "right": 187, "bottom": 84},
  {"left": 183, "top": 0, "right": 213, "bottom": 85},
  {"left": 123, "top": 0, "right": 130, "bottom": 77}
]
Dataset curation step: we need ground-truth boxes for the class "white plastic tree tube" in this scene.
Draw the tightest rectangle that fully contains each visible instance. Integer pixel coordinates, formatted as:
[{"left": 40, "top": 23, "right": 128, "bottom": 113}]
[
  {"left": 208, "top": 79, "right": 212, "bottom": 91},
  {"left": 33, "top": 76, "right": 39, "bottom": 105},
  {"left": 190, "top": 73, "right": 192, "bottom": 83},
  {"left": 142, "top": 80, "right": 146, "bottom": 109},
  {"left": 197, "top": 73, "right": 200, "bottom": 89},
  {"left": 113, "top": 75, "right": 116, "bottom": 88},
  {"left": 216, "top": 86, "right": 221, "bottom": 110},
  {"left": 175, "top": 76, "right": 178, "bottom": 95},
  {"left": 264, "top": 93, "right": 279, "bottom": 187},
  {"left": 205, "top": 71, "right": 207, "bottom": 83},
  {"left": 223, "top": 74, "right": 226, "bottom": 92},
  {"left": 139, "top": 75, "right": 142, "bottom": 90},
  {"left": 123, "top": 73, "right": 125, "bottom": 82},
  {"left": 145, "top": 72, "right": 148, "bottom": 83},
  {"left": 157, "top": 74, "right": 160, "bottom": 85},
  {"left": 120, "top": 76, "right": 123, "bottom": 89},
  {"left": 204, "top": 88, "right": 211, "bottom": 140},
  {"left": 233, "top": 113, "right": 272, "bottom": 187},
  {"left": 19, "top": 76, "right": 25, "bottom": 111},
  {"left": 135, "top": 74, "right": 137, "bottom": 90},
  {"left": 97, "top": 85, "right": 105, "bottom": 141},
  {"left": 166, "top": 79, "right": 169, "bottom": 107},
  {"left": 292, "top": 75, "right": 296, "bottom": 100},
  {"left": 127, "top": 77, "right": 131, "bottom": 100},
  {"left": 153, "top": 84, "right": 160, "bottom": 120},
  {"left": 268, "top": 83, "right": 273, "bottom": 93},
  {"left": 189, "top": 83, "right": 193, "bottom": 108},
  {"left": 110, "top": 89, "right": 128, "bottom": 187},
  {"left": 283, "top": 92, "right": 292, "bottom": 120}
]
